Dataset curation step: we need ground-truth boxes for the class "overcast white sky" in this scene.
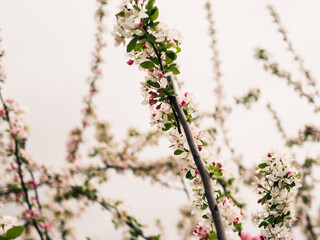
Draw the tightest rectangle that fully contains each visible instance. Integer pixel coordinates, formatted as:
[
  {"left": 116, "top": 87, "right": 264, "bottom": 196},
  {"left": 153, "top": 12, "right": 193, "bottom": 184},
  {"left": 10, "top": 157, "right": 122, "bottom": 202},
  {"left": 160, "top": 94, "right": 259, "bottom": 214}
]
[{"left": 1, "top": 0, "right": 320, "bottom": 239}]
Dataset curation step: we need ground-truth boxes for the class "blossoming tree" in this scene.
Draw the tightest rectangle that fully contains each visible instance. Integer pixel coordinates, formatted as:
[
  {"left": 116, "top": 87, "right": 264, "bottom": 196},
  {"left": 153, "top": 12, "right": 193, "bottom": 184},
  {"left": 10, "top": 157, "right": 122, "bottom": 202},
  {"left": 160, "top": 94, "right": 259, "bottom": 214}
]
[{"left": 0, "top": 0, "right": 319, "bottom": 239}]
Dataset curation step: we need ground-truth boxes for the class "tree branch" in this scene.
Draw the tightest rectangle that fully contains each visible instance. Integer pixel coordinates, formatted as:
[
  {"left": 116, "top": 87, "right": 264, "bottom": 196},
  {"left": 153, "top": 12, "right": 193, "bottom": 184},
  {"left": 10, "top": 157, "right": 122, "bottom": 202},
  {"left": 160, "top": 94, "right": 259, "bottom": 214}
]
[{"left": 0, "top": 92, "right": 46, "bottom": 240}]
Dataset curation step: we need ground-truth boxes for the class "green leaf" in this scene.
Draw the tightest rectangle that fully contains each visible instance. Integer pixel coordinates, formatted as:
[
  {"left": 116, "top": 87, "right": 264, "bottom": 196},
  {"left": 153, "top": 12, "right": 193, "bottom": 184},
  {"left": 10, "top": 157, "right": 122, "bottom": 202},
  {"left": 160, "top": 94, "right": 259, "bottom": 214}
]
[
  {"left": 202, "top": 214, "right": 209, "bottom": 219},
  {"left": 166, "top": 51, "right": 177, "bottom": 61},
  {"left": 165, "top": 56, "right": 173, "bottom": 65},
  {"left": 258, "top": 221, "right": 269, "bottom": 229},
  {"left": 233, "top": 222, "right": 242, "bottom": 231},
  {"left": 201, "top": 204, "right": 208, "bottom": 210},
  {"left": 150, "top": 7, "right": 159, "bottom": 21},
  {"left": 146, "top": 0, "right": 156, "bottom": 10},
  {"left": 146, "top": 34, "right": 156, "bottom": 44},
  {"left": 186, "top": 170, "right": 192, "bottom": 179},
  {"left": 270, "top": 204, "right": 277, "bottom": 210},
  {"left": 162, "top": 123, "right": 172, "bottom": 131},
  {"left": 167, "top": 67, "right": 180, "bottom": 75},
  {"left": 258, "top": 163, "right": 268, "bottom": 169},
  {"left": 133, "top": 5, "right": 141, "bottom": 12},
  {"left": 140, "top": 61, "right": 155, "bottom": 69},
  {"left": 127, "top": 38, "right": 138, "bottom": 52},
  {"left": 149, "top": 56, "right": 159, "bottom": 66},
  {"left": 115, "top": 11, "right": 125, "bottom": 17},
  {"left": 147, "top": 80, "right": 160, "bottom": 88},
  {"left": 134, "top": 43, "right": 143, "bottom": 51},
  {"left": 261, "top": 193, "right": 270, "bottom": 205},
  {"left": 174, "top": 149, "right": 183, "bottom": 155},
  {"left": 6, "top": 226, "right": 25, "bottom": 239},
  {"left": 209, "top": 231, "right": 218, "bottom": 240}
]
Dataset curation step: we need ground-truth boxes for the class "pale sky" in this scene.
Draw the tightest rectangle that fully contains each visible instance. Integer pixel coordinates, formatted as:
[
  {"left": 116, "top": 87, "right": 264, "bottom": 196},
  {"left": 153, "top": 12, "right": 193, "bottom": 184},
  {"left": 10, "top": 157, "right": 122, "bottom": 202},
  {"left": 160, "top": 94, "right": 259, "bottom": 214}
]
[{"left": 0, "top": 0, "right": 319, "bottom": 239}]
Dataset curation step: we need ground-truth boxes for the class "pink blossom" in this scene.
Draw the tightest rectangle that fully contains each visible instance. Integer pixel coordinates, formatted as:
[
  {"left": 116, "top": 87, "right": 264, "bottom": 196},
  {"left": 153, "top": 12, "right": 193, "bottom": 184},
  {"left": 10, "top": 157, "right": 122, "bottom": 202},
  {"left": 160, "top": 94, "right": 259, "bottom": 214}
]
[{"left": 0, "top": 108, "right": 5, "bottom": 116}]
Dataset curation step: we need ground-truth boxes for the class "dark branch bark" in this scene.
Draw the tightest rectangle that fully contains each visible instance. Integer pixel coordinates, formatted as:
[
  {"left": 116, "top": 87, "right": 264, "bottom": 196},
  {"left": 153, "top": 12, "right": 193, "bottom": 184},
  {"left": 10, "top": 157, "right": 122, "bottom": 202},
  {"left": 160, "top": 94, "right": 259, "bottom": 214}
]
[
  {"left": 148, "top": 39, "right": 226, "bottom": 239},
  {"left": 167, "top": 75, "right": 227, "bottom": 240}
]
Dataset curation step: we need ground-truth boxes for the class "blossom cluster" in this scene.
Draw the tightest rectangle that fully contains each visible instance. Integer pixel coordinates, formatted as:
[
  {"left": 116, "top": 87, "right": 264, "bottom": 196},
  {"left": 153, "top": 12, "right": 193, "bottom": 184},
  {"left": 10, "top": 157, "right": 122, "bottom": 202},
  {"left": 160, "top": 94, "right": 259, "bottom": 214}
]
[{"left": 255, "top": 152, "right": 301, "bottom": 240}]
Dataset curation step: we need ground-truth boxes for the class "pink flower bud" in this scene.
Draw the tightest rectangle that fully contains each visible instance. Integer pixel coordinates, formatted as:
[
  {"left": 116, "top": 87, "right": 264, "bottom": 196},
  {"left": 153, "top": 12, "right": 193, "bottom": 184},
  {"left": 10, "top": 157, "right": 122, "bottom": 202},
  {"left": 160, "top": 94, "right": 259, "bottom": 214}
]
[
  {"left": 267, "top": 153, "right": 272, "bottom": 157},
  {"left": 217, "top": 162, "right": 222, "bottom": 167},
  {"left": 184, "top": 92, "right": 188, "bottom": 97},
  {"left": 142, "top": 44, "right": 147, "bottom": 49},
  {"left": 233, "top": 217, "right": 239, "bottom": 224},
  {"left": 149, "top": 99, "right": 156, "bottom": 106},
  {"left": 257, "top": 199, "right": 261, "bottom": 204},
  {"left": 195, "top": 169, "right": 199, "bottom": 175},
  {"left": 138, "top": 22, "right": 143, "bottom": 28},
  {"left": 149, "top": 91, "right": 157, "bottom": 98},
  {"left": 127, "top": 59, "right": 134, "bottom": 65},
  {"left": 198, "top": 146, "right": 202, "bottom": 151},
  {"left": 258, "top": 184, "right": 262, "bottom": 188},
  {"left": 212, "top": 161, "right": 215, "bottom": 166},
  {"left": 181, "top": 100, "right": 187, "bottom": 107},
  {"left": 158, "top": 73, "right": 164, "bottom": 78}
]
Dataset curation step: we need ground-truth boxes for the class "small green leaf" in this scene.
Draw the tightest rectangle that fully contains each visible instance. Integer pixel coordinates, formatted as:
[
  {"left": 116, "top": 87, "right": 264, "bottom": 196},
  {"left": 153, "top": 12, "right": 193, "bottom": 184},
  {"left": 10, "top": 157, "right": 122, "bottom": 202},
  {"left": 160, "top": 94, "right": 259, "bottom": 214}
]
[
  {"left": 166, "top": 51, "right": 177, "bottom": 61},
  {"left": 146, "top": 0, "right": 156, "bottom": 10},
  {"left": 115, "top": 11, "right": 125, "bottom": 17},
  {"left": 167, "top": 67, "right": 180, "bottom": 75},
  {"left": 202, "top": 214, "right": 209, "bottom": 219},
  {"left": 209, "top": 231, "right": 218, "bottom": 240},
  {"left": 174, "top": 149, "right": 184, "bottom": 155},
  {"left": 201, "top": 204, "right": 208, "bottom": 210},
  {"left": 166, "top": 56, "right": 173, "bottom": 65},
  {"left": 233, "top": 222, "right": 242, "bottom": 231},
  {"left": 258, "top": 221, "right": 269, "bottom": 229},
  {"left": 258, "top": 163, "right": 268, "bottom": 169},
  {"left": 6, "top": 226, "right": 25, "bottom": 239},
  {"left": 127, "top": 37, "right": 138, "bottom": 52},
  {"left": 133, "top": 5, "right": 141, "bottom": 12},
  {"left": 149, "top": 56, "right": 159, "bottom": 66},
  {"left": 140, "top": 61, "right": 155, "bottom": 69},
  {"left": 162, "top": 123, "right": 172, "bottom": 131},
  {"left": 150, "top": 7, "right": 159, "bottom": 21},
  {"left": 134, "top": 43, "right": 143, "bottom": 51},
  {"left": 147, "top": 80, "right": 160, "bottom": 88},
  {"left": 146, "top": 34, "right": 156, "bottom": 43}
]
